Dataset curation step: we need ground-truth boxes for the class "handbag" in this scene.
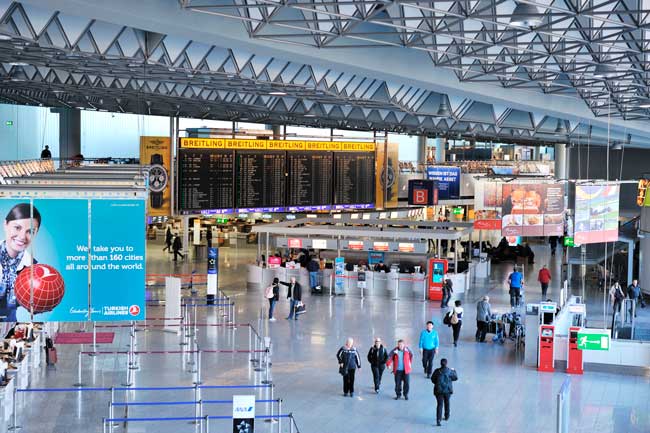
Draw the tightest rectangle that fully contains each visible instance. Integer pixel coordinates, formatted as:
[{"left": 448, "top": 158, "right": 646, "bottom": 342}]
[
  {"left": 443, "top": 312, "right": 451, "bottom": 326},
  {"left": 339, "top": 366, "right": 347, "bottom": 376},
  {"left": 295, "top": 303, "right": 306, "bottom": 315}
]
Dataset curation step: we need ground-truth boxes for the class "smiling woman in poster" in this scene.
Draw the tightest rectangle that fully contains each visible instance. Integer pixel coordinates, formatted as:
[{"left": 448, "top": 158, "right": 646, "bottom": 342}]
[{"left": 0, "top": 203, "right": 40, "bottom": 322}]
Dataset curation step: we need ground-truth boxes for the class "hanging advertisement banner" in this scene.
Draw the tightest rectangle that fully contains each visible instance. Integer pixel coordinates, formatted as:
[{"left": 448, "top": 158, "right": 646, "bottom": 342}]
[
  {"left": 140, "top": 136, "right": 171, "bottom": 216},
  {"left": 375, "top": 142, "right": 399, "bottom": 208},
  {"left": 426, "top": 166, "right": 461, "bottom": 200},
  {"left": 500, "top": 183, "right": 565, "bottom": 236},
  {"left": 574, "top": 184, "right": 620, "bottom": 244},
  {"left": 0, "top": 197, "right": 146, "bottom": 323}
]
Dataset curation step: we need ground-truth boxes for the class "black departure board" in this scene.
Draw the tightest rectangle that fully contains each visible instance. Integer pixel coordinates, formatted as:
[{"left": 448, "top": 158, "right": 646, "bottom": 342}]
[
  {"left": 235, "top": 150, "right": 286, "bottom": 210},
  {"left": 178, "top": 149, "right": 234, "bottom": 211},
  {"left": 287, "top": 152, "right": 333, "bottom": 210},
  {"left": 333, "top": 152, "right": 375, "bottom": 207}
]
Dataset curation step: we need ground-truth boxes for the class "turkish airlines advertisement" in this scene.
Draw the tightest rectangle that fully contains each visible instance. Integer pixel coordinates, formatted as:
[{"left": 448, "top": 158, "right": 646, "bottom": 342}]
[{"left": 0, "top": 197, "right": 145, "bottom": 322}]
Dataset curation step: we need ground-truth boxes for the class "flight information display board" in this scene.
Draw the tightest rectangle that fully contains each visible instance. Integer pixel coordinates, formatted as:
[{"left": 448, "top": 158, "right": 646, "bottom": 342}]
[
  {"left": 178, "top": 148, "right": 234, "bottom": 213},
  {"left": 236, "top": 150, "right": 286, "bottom": 211},
  {"left": 333, "top": 152, "right": 375, "bottom": 209},
  {"left": 287, "top": 152, "right": 333, "bottom": 211},
  {"left": 177, "top": 138, "right": 376, "bottom": 213}
]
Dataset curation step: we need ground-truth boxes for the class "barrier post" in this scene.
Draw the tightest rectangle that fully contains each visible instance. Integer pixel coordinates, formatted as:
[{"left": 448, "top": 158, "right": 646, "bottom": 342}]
[
  {"left": 92, "top": 321, "right": 98, "bottom": 354},
  {"left": 102, "top": 418, "right": 106, "bottom": 433},
  {"left": 10, "top": 385, "right": 19, "bottom": 431},
  {"left": 193, "top": 350, "right": 202, "bottom": 385},
  {"left": 231, "top": 302, "right": 237, "bottom": 330},
  {"left": 278, "top": 399, "right": 283, "bottom": 433},
  {"left": 73, "top": 350, "right": 85, "bottom": 387},
  {"left": 109, "top": 387, "right": 114, "bottom": 426},
  {"left": 423, "top": 277, "right": 427, "bottom": 302},
  {"left": 290, "top": 413, "right": 295, "bottom": 433},
  {"left": 262, "top": 347, "right": 272, "bottom": 384},
  {"left": 248, "top": 326, "right": 253, "bottom": 362},
  {"left": 395, "top": 277, "right": 400, "bottom": 301},
  {"left": 205, "top": 415, "right": 210, "bottom": 433},
  {"left": 329, "top": 274, "right": 333, "bottom": 297},
  {"left": 193, "top": 304, "right": 198, "bottom": 338}
]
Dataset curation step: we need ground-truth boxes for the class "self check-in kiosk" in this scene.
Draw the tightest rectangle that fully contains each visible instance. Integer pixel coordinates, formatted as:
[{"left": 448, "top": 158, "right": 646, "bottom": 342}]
[
  {"left": 538, "top": 324, "right": 555, "bottom": 372},
  {"left": 567, "top": 326, "right": 583, "bottom": 374},
  {"left": 427, "top": 258, "right": 448, "bottom": 301}
]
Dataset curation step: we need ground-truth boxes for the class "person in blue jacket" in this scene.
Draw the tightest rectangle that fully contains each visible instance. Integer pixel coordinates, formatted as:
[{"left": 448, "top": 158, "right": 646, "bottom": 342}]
[
  {"left": 418, "top": 321, "right": 439, "bottom": 378},
  {"left": 508, "top": 266, "right": 524, "bottom": 308}
]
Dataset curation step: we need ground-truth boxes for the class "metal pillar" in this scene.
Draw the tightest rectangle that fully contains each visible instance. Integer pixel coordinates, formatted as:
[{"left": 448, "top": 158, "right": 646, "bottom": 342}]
[{"left": 555, "top": 143, "right": 567, "bottom": 179}]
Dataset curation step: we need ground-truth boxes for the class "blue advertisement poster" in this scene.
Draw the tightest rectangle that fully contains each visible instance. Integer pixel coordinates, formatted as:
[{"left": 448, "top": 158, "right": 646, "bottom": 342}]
[
  {"left": 334, "top": 257, "right": 345, "bottom": 294},
  {"left": 0, "top": 197, "right": 146, "bottom": 322},
  {"left": 426, "top": 166, "right": 461, "bottom": 200}
]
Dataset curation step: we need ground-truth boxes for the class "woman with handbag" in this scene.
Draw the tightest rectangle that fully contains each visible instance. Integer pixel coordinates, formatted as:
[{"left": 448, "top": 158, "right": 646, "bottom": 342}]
[
  {"left": 336, "top": 338, "right": 361, "bottom": 397},
  {"left": 447, "top": 300, "right": 464, "bottom": 347},
  {"left": 265, "top": 278, "right": 280, "bottom": 321}
]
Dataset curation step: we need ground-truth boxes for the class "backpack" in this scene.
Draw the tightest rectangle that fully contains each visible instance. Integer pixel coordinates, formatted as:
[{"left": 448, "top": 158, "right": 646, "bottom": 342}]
[
  {"left": 450, "top": 310, "right": 459, "bottom": 325},
  {"left": 264, "top": 285, "right": 275, "bottom": 299},
  {"left": 434, "top": 370, "right": 452, "bottom": 394}
]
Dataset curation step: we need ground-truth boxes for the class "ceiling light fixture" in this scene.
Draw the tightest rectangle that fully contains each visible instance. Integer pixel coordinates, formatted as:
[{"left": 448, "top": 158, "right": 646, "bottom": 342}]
[
  {"left": 0, "top": 35, "right": 11, "bottom": 41},
  {"left": 9, "top": 62, "right": 28, "bottom": 67},
  {"left": 269, "top": 91, "right": 287, "bottom": 96},
  {"left": 437, "top": 98, "right": 451, "bottom": 117},
  {"left": 639, "top": 104, "right": 650, "bottom": 108},
  {"left": 509, "top": 2, "right": 543, "bottom": 28}
]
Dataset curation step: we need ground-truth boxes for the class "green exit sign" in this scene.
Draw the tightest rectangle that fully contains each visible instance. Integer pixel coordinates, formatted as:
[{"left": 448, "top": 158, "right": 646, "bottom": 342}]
[
  {"left": 563, "top": 237, "right": 574, "bottom": 247},
  {"left": 577, "top": 330, "right": 610, "bottom": 351},
  {"left": 452, "top": 206, "right": 464, "bottom": 215},
  {"left": 216, "top": 217, "right": 228, "bottom": 224},
  {"left": 5, "top": 121, "right": 13, "bottom": 126}
]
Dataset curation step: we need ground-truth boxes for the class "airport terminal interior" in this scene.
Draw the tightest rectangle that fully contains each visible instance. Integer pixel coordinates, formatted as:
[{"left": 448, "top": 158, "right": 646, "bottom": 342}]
[{"left": 0, "top": 0, "right": 649, "bottom": 432}]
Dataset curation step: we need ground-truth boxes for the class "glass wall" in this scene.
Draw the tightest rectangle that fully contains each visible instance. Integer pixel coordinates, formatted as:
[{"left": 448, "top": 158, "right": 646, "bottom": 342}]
[{"left": 0, "top": 104, "right": 59, "bottom": 160}]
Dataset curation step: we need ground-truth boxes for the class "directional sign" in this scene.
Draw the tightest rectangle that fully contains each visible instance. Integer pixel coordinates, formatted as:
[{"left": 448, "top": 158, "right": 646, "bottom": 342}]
[{"left": 577, "top": 330, "right": 610, "bottom": 351}]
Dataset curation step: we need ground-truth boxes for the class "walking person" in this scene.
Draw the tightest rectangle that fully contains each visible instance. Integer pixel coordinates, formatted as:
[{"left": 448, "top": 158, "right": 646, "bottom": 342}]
[
  {"left": 475, "top": 296, "right": 492, "bottom": 343},
  {"left": 418, "top": 321, "right": 439, "bottom": 378},
  {"left": 281, "top": 277, "right": 302, "bottom": 320},
  {"left": 609, "top": 280, "right": 625, "bottom": 314},
  {"left": 549, "top": 236, "right": 558, "bottom": 256},
  {"left": 538, "top": 264, "right": 552, "bottom": 299},
  {"left": 431, "top": 358, "right": 458, "bottom": 427},
  {"left": 162, "top": 227, "right": 172, "bottom": 252},
  {"left": 627, "top": 279, "right": 645, "bottom": 317},
  {"left": 307, "top": 256, "right": 320, "bottom": 290},
  {"left": 386, "top": 339, "right": 413, "bottom": 400},
  {"left": 206, "top": 227, "right": 212, "bottom": 248},
  {"left": 367, "top": 337, "right": 389, "bottom": 393},
  {"left": 336, "top": 338, "right": 361, "bottom": 397},
  {"left": 508, "top": 266, "right": 524, "bottom": 308},
  {"left": 441, "top": 278, "right": 453, "bottom": 308},
  {"left": 172, "top": 233, "right": 184, "bottom": 261},
  {"left": 448, "top": 300, "right": 464, "bottom": 347},
  {"left": 264, "top": 277, "right": 280, "bottom": 321}
]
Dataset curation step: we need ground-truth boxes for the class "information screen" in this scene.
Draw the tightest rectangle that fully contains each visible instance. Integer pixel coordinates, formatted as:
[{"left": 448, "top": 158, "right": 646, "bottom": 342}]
[
  {"left": 287, "top": 152, "right": 333, "bottom": 210},
  {"left": 178, "top": 149, "right": 234, "bottom": 212},
  {"left": 333, "top": 152, "right": 375, "bottom": 208},
  {"left": 235, "top": 150, "right": 285, "bottom": 210}
]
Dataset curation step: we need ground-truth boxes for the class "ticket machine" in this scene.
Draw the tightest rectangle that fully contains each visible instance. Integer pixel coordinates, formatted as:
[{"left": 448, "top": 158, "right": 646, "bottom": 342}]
[
  {"left": 567, "top": 326, "right": 583, "bottom": 374},
  {"left": 538, "top": 324, "right": 555, "bottom": 372},
  {"left": 427, "top": 258, "right": 447, "bottom": 301}
]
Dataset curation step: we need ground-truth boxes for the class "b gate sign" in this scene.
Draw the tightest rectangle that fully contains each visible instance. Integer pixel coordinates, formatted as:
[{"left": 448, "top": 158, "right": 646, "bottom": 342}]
[
  {"left": 408, "top": 179, "right": 438, "bottom": 206},
  {"left": 577, "top": 329, "right": 610, "bottom": 351}
]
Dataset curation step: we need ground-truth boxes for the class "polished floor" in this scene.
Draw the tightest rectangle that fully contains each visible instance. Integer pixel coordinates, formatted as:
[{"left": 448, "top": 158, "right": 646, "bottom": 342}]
[{"left": 14, "top": 239, "right": 650, "bottom": 433}]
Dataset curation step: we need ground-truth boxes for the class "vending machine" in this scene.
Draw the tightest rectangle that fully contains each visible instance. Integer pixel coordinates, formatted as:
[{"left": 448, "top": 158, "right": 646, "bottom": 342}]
[
  {"left": 567, "top": 326, "right": 583, "bottom": 374},
  {"left": 427, "top": 258, "right": 447, "bottom": 301},
  {"left": 538, "top": 325, "right": 555, "bottom": 372}
]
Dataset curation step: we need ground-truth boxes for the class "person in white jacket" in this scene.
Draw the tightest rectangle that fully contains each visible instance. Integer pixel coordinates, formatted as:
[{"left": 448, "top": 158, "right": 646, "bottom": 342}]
[{"left": 0, "top": 203, "right": 40, "bottom": 322}]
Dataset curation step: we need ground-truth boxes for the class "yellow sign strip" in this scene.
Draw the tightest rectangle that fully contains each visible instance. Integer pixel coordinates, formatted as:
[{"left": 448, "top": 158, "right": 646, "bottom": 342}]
[{"left": 180, "top": 138, "right": 375, "bottom": 152}]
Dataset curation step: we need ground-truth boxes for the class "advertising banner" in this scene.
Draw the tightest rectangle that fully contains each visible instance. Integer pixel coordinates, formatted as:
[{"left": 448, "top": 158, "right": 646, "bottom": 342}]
[
  {"left": 335, "top": 257, "right": 345, "bottom": 294},
  {"left": 0, "top": 197, "right": 145, "bottom": 322},
  {"left": 407, "top": 179, "right": 438, "bottom": 206},
  {"left": 426, "top": 166, "right": 461, "bottom": 200},
  {"left": 376, "top": 142, "right": 399, "bottom": 208},
  {"left": 207, "top": 247, "right": 218, "bottom": 303},
  {"left": 574, "top": 184, "right": 620, "bottom": 244},
  {"left": 473, "top": 210, "right": 502, "bottom": 230},
  {"left": 500, "top": 183, "right": 564, "bottom": 236},
  {"left": 140, "top": 136, "right": 171, "bottom": 216}
]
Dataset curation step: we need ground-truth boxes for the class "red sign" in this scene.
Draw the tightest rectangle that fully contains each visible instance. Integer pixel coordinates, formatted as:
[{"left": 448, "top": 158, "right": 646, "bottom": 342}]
[
  {"left": 129, "top": 305, "right": 141, "bottom": 316},
  {"left": 348, "top": 241, "right": 364, "bottom": 250},
  {"left": 373, "top": 242, "right": 389, "bottom": 251},
  {"left": 268, "top": 256, "right": 281, "bottom": 268},
  {"left": 398, "top": 243, "right": 415, "bottom": 252},
  {"left": 473, "top": 219, "right": 502, "bottom": 230},
  {"left": 288, "top": 238, "right": 302, "bottom": 248},
  {"left": 413, "top": 188, "right": 428, "bottom": 205}
]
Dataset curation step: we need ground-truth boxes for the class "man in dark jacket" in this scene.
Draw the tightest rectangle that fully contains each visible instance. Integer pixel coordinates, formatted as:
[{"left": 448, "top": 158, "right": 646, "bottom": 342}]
[
  {"left": 307, "top": 257, "right": 320, "bottom": 290},
  {"left": 281, "top": 277, "right": 302, "bottom": 320},
  {"left": 367, "top": 337, "right": 389, "bottom": 393},
  {"left": 627, "top": 279, "right": 644, "bottom": 316},
  {"left": 172, "top": 234, "right": 184, "bottom": 261},
  {"left": 337, "top": 338, "right": 361, "bottom": 397},
  {"left": 431, "top": 358, "right": 458, "bottom": 426}
]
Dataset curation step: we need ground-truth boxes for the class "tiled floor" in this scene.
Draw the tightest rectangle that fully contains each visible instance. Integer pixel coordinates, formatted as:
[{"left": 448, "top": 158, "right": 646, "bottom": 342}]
[{"left": 14, "top": 239, "right": 650, "bottom": 433}]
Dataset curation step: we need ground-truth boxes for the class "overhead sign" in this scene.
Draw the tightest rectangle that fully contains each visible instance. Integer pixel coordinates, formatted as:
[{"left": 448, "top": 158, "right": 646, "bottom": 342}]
[
  {"left": 563, "top": 237, "right": 575, "bottom": 247},
  {"left": 426, "top": 166, "right": 461, "bottom": 200},
  {"left": 287, "top": 238, "right": 302, "bottom": 249},
  {"left": 311, "top": 239, "right": 327, "bottom": 249},
  {"left": 0, "top": 197, "right": 146, "bottom": 323},
  {"left": 348, "top": 241, "right": 364, "bottom": 250},
  {"left": 407, "top": 179, "right": 438, "bottom": 206},
  {"left": 373, "top": 242, "right": 389, "bottom": 252},
  {"left": 232, "top": 395, "right": 255, "bottom": 433},
  {"left": 181, "top": 137, "right": 375, "bottom": 152},
  {"left": 577, "top": 330, "right": 610, "bottom": 351},
  {"left": 398, "top": 242, "right": 415, "bottom": 252},
  {"left": 574, "top": 184, "right": 620, "bottom": 244}
]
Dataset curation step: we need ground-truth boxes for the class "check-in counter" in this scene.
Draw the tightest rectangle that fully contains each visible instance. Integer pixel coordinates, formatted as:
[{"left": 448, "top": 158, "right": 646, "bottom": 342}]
[{"left": 247, "top": 265, "right": 310, "bottom": 290}]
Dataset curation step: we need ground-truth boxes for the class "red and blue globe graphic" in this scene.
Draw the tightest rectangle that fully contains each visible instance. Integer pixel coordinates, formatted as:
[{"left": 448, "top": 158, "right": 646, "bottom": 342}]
[{"left": 14, "top": 264, "right": 65, "bottom": 313}]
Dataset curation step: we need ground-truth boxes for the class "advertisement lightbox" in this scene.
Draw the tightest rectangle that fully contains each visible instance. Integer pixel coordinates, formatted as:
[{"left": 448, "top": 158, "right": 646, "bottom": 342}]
[
  {"left": 574, "top": 184, "right": 620, "bottom": 244},
  {"left": 500, "top": 183, "right": 564, "bottom": 236},
  {"left": 0, "top": 197, "right": 145, "bottom": 322}
]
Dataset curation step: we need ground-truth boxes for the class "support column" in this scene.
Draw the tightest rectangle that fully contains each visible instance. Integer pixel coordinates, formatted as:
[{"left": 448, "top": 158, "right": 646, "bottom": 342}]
[
  {"left": 417, "top": 136, "right": 427, "bottom": 167},
  {"left": 435, "top": 138, "right": 446, "bottom": 163},
  {"left": 272, "top": 125, "right": 282, "bottom": 140},
  {"left": 52, "top": 108, "right": 81, "bottom": 160},
  {"left": 555, "top": 143, "right": 567, "bottom": 179}
]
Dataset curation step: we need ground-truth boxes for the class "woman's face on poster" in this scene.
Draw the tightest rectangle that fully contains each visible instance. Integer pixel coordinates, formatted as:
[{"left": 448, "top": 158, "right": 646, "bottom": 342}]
[{"left": 4, "top": 218, "right": 39, "bottom": 256}]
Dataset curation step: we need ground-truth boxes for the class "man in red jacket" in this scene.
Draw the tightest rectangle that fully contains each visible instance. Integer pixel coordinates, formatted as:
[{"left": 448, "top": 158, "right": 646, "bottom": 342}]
[
  {"left": 386, "top": 339, "right": 414, "bottom": 400},
  {"left": 538, "top": 264, "right": 552, "bottom": 299}
]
